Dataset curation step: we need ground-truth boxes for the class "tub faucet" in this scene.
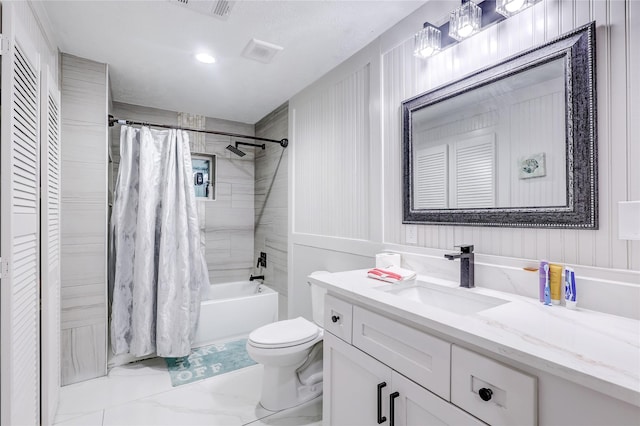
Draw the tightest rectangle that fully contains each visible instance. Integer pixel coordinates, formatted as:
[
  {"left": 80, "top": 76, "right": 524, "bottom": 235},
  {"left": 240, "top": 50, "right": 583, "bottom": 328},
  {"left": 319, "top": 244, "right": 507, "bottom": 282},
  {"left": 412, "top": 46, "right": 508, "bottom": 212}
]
[
  {"left": 250, "top": 274, "right": 265, "bottom": 281},
  {"left": 444, "top": 245, "right": 475, "bottom": 288}
]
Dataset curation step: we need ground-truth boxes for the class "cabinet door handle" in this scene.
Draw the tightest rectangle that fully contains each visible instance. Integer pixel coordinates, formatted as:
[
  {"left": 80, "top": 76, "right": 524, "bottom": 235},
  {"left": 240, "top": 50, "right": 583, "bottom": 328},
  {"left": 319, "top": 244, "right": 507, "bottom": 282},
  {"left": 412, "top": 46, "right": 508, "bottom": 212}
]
[
  {"left": 478, "top": 387, "right": 493, "bottom": 401},
  {"left": 377, "top": 382, "right": 387, "bottom": 424},
  {"left": 389, "top": 391, "right": 400, "bottom": 426},
  {"left": 331, "top": 315, "right": 340, "bottom": 323}
]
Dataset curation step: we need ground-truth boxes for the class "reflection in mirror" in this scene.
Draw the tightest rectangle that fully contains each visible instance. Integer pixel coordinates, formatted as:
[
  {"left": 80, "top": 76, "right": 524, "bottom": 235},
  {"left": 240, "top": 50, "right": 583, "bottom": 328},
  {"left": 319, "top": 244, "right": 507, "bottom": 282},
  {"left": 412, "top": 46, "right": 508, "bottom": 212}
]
[
  {"left": 412, "top": 58, "right": 566, "bottom": 210},
  {"left": 402, "top": 22, "right": 597, "bottom": 229}
]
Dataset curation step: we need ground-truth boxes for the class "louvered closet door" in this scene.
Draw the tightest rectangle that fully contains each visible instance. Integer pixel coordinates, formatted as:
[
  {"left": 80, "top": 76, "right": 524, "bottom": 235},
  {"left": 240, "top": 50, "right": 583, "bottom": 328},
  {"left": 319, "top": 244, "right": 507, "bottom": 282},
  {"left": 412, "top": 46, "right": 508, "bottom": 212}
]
[
  {"left": 0, "top": 3, "right": 42, "bottom": 425},
  {"left": 414, "top": 145, "right": 448, "bottom": 209},
  {"left": 40, "top": 69, "right": 61, "bottom": 426},
  {"left": 451, "top": 134, "right": 496, "bottom": 209}
]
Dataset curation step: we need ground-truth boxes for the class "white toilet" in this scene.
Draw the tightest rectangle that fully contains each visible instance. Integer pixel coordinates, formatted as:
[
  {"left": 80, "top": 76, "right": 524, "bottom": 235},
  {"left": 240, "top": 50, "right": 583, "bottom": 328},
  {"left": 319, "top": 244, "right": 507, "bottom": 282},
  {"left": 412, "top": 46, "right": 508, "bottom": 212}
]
[{"left": 246, "top": 274, "right": 328, "bottom": 411}]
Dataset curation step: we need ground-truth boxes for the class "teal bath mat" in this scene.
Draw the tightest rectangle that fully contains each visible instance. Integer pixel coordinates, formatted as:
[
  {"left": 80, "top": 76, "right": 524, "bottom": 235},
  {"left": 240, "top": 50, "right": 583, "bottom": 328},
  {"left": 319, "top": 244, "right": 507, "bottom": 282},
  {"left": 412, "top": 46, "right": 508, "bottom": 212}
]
[{"left": 165, "top": 338, "right": 257, "bottom": 386}]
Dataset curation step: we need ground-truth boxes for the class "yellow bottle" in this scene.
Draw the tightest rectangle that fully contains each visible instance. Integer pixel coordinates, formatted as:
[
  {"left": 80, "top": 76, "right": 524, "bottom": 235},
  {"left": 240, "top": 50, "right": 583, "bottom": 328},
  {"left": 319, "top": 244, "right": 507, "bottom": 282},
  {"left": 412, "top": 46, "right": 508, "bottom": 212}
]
[{"left": 549, "top": 263, "right": 563, "bottom": 305}]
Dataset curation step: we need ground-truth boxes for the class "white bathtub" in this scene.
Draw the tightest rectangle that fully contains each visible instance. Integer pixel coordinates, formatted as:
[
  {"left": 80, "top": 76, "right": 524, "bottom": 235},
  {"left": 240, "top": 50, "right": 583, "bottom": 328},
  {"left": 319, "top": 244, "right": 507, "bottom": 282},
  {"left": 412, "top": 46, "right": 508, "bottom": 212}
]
[{"left": 192, "top": 281, "right": 278, "bottom": 348}]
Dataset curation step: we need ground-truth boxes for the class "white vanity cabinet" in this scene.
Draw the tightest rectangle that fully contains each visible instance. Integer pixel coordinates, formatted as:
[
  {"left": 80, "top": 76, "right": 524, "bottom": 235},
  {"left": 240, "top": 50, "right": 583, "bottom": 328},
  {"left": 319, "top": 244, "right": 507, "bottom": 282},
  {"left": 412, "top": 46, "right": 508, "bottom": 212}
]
[
  {"left": 392, "top": 371, "right": 485, "bottom": 426},
  {"left": 451, "top": 345, "right": 537, "bottom": 425},
  {"left": 323, "top": 332, "right": 392, "bottom": 425},
  {"left": 323, "top": 295, "right": 539, "bottom": 426},
  {"left": 316, "top": 271, "right": 640, "bottom": 426},
  {"left": 352, "top": 306, "right": 452, "bottom": 400},
  {"left": 323, "top": 332, "right": 483, "bottom": 426},
  {"left": 324, "top": 294, "right": 353, "bottom": 343}
]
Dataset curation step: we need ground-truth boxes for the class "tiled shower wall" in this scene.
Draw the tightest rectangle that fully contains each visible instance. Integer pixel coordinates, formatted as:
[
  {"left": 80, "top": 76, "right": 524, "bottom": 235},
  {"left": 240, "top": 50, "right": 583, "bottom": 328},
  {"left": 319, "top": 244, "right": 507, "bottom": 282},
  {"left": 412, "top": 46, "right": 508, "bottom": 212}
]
[
  {"left": 254, "top": 103, "right": 289, "bottom": 320},
  {"left": 109, "top": 102, "right": 257, "bottom": 286}
]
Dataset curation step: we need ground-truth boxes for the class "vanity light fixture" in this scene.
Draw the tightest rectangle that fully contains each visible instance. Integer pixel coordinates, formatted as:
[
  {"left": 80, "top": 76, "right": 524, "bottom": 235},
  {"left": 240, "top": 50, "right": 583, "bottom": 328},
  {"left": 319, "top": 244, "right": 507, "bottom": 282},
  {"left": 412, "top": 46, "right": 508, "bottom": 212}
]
[
  {"left": 414, "top": 0, "right": 541, "bottom": 61},
  {"left": 414, "top": 23, "right": 441, "bottom": 59},
  {"left": 449, "top": 0, "right": 482, "bottom": 41},
  {"left": 496, "top": 0, "right": 538, "bottom": 17},
  {"left": 195, "top": 53, "right": 216, "bottom": 64}
]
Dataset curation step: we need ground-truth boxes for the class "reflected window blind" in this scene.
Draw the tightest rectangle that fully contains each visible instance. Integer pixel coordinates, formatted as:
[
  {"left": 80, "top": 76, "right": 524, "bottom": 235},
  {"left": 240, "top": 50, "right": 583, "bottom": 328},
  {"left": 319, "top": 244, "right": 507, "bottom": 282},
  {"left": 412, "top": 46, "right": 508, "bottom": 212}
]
[
  {"left": 453, "top": 135, "right": 495, "bottom": 208},
  {"left": 414, "top": 145, "right": 448, "bottom": 209}
]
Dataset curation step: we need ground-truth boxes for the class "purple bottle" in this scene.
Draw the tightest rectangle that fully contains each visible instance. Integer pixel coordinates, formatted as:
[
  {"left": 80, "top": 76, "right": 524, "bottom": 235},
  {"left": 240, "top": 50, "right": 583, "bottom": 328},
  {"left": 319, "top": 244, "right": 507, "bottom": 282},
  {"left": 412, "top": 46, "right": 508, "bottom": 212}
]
[{"left": 539, "top": 260, "right": 549, "bottom": 302}]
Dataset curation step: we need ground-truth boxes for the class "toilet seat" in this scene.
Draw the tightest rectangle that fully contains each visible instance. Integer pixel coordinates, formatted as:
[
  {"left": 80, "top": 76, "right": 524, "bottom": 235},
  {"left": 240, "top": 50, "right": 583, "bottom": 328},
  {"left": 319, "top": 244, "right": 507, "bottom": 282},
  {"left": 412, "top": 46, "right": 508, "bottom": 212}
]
[{"left": 248, "top": 317, "right": 320, "bottom": 349}]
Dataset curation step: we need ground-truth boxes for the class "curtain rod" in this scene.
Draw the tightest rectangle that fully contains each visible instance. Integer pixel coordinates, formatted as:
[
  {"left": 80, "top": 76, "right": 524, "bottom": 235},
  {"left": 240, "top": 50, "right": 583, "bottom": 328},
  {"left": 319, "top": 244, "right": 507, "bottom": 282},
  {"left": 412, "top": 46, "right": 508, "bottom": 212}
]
[{"left": 108, "top": 115, "right": 289, "bottom": 148}]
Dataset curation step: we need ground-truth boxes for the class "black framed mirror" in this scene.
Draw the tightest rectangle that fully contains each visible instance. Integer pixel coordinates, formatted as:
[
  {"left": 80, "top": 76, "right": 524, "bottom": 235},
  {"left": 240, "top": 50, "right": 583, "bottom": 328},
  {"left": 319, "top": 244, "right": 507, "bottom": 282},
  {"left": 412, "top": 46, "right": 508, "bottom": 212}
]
[{"left": 402, "top": 22, "right": 597, "bottom": 228}]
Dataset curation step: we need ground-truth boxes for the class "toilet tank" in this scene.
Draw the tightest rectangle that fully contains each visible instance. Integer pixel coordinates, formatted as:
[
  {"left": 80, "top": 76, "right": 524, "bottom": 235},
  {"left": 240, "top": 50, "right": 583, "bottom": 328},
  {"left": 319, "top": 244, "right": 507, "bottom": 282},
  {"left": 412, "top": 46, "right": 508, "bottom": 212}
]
[{"left": 308, "top": 271, "right": 330, "bottom": 327}]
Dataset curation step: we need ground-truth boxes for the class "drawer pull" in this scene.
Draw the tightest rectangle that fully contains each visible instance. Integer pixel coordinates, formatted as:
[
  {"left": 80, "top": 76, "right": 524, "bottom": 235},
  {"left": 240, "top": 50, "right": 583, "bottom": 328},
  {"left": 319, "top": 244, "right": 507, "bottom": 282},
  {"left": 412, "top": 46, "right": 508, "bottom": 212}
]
[
  {"left": 377, "top": 382, "right": 387, "bottom": 424},
  {"left": 478, "top": 387, "right": 493, "bottom": 401},
  {"left": 389, "top": 391, "right": 400, "bottom": 426},
  {"left": 331, "top": 315, "right": 340, "bottom": 323}
]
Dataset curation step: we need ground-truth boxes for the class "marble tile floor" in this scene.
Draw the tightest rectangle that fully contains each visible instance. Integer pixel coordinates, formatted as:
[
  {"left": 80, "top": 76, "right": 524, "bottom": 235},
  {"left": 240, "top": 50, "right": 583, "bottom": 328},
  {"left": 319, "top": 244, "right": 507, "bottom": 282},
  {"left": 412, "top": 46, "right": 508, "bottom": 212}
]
[{"left": 53, "top": 358, "right": 322, "bottom": 426}]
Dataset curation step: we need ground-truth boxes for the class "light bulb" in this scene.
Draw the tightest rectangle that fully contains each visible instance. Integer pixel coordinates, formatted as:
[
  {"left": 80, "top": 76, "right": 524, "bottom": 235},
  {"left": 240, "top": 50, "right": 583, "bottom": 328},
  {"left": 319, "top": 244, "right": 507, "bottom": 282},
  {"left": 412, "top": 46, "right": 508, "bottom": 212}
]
[
  {"left": 449, "top": 1, "right": 482, "bottom": 41},
  {"left": 496, "top": 0, "right": 535, "bottom": 17},
  {"left": 505, "top": 0, "right": 526, "bottom": 12},
  {"left": 457, "top": 24, "right": 474, "bottom": 38},
  {"left": 413, "top": 25, "right": 441, "bottom": 59},
  {"left": 420, "top": 46, "right": 435, "bottom": 58},
  {"left": 195, "top": 53, "right": 216, "bottom": 64}
]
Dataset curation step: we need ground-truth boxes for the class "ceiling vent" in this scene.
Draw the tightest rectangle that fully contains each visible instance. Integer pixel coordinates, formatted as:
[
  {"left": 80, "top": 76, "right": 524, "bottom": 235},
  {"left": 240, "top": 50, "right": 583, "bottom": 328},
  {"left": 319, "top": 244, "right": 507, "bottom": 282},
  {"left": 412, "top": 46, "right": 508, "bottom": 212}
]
[
  {"left": 242, "top": 39, "right": 284, "bottom": 64},
  {"left": 168, "top": 0, "right": 236, "bottom": 20}
]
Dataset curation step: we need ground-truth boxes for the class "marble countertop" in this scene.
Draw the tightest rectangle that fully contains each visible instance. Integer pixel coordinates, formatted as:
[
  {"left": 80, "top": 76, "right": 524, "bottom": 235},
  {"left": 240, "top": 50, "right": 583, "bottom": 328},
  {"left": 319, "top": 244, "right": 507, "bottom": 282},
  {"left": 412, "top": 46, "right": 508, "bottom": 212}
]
[{"left": 309, "top": 270, "right": 640, "bottom": 408}]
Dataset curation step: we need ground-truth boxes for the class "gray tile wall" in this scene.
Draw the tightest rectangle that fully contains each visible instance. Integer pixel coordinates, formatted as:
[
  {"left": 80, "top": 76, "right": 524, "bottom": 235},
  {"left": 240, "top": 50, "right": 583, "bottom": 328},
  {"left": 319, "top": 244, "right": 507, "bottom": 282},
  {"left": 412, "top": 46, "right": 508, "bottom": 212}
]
[
  {"left": 60, "top": 54, "right": 108, "bottom": 385},
  {"left": 254, "top": 102, "right": 289, "bottom": 320}
]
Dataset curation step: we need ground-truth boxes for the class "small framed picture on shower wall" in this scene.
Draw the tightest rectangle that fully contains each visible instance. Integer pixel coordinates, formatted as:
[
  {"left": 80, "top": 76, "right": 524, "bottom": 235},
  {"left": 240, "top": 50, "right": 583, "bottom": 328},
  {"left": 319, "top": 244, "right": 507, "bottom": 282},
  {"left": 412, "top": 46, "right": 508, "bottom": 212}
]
[{"left": 192, "top": 154, "right": 216, "bottom": 199}]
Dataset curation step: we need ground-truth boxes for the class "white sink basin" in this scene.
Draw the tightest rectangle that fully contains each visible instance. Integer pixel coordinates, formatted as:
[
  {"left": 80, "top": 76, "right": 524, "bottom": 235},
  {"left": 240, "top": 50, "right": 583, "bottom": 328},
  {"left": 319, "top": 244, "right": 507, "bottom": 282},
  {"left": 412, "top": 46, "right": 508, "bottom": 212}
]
[{"left": 379, "top": 280, "right": 508, "bottom": 315}]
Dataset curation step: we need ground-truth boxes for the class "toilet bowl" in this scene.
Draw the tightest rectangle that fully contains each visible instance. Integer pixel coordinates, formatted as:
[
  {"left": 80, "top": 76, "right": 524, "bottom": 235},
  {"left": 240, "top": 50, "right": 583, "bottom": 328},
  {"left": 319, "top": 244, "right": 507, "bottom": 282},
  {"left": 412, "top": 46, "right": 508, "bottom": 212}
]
[{"left": 246, "top": 272, "right": 329, "bottom": 411}]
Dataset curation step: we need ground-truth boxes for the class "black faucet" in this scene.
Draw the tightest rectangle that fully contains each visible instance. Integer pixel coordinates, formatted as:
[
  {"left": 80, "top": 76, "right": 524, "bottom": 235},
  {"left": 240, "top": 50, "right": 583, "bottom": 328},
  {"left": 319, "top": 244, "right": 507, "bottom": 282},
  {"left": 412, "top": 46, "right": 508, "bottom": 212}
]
[
  {"left": 249, "top": 274, "right": 265, "bottom": 281},
  {"left": 444, "top": 245, "right": 475, "bottom": 288}
]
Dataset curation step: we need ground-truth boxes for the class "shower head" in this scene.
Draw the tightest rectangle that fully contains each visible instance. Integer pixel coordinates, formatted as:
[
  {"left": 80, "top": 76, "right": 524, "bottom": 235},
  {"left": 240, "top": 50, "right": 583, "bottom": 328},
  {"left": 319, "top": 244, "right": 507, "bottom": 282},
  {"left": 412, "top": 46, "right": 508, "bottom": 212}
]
[{"left": 226, "top": 144, "right": 246, "bottom": 157}]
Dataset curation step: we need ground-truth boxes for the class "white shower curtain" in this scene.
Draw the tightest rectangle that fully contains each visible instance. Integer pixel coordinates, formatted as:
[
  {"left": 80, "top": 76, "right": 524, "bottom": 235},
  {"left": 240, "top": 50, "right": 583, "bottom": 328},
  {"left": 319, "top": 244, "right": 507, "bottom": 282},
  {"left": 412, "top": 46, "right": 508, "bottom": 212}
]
[{"left": 110, "top": 125, "right": 209, "bottom": 358}]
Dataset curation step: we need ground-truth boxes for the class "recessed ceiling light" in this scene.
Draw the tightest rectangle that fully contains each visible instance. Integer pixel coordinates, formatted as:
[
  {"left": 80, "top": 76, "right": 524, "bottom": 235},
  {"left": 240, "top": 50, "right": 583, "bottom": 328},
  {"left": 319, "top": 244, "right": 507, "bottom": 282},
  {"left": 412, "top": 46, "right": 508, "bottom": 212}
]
[{"left": 195, "top": 53, "right": 216, "bottom": 64}]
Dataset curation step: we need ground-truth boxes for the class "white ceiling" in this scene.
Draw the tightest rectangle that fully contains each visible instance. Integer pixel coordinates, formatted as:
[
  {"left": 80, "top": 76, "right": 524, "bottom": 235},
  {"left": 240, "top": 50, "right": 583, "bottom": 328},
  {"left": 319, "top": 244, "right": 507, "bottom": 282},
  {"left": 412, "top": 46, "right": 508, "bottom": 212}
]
[{"left": 42, "top": 0, "right": 426, "bottom": 124}]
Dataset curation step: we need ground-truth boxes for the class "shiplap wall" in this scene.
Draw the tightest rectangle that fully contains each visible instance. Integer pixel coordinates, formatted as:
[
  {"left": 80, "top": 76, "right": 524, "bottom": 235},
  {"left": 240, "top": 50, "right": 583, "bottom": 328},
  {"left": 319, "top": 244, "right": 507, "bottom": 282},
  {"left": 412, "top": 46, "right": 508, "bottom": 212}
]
[
  {"left": 506, "top": 88, "right": 566, "bottom": 207},
  {"left": 292, "top": 65, "right": 371, "bottom": 240},
  {"left": 291, "top": 0, "right": 639, "bottom": 275},
  {"left": 255, "top": 103, "right": 289, "bottom": 320}
]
